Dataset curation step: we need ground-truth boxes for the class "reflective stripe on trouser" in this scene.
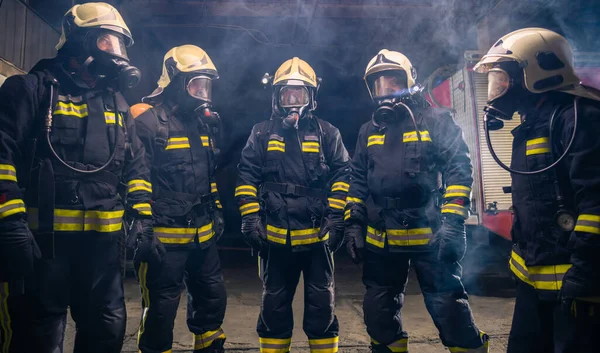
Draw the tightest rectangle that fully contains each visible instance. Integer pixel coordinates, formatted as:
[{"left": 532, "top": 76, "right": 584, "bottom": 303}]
[
  {"left": 0, "top": 283, "right": 12, "bottom": 353},
  {"left": 259, "top": 337, "right": 291, "bottom": 353},
  {"left": 136, "top": 242, "right": 227, "bottom": 353},
  {"left": 3, "top": 232, "right": 126, "bottom": 353},
  {"left": 371, "top": 338, "right": 408, "bottom": 352},
  {"left": 27, "top": 208, "right": 125, "bottom": 232},
  {"left": 309, "top": 337, "right": 339, "bottom": 352},
  {"left": 258, "top": 247, "right": 338, "bottom": 349},
  {"left": 448, "top": 331, "right": 489, "bottom": 352},
  {"left": 509, "top": 250, "right": 571, "bottom": 291},
  {"left": 363, "top": 250, "right": 485, "bottom": 351}
]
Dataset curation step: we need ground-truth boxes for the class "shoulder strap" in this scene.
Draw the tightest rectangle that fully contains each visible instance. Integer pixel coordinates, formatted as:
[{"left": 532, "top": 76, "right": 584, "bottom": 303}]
[{"left": 155, "top": 106, "right": 170, "bottom": 148}]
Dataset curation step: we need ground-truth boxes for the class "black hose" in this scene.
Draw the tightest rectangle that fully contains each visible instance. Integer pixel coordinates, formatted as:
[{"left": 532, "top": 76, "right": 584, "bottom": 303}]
[
  {"left": 484, "top": 97, "right": 579, "bottom": 175},
  {"left": 46, "top": 85, "right": 120, "bottom": 174}
]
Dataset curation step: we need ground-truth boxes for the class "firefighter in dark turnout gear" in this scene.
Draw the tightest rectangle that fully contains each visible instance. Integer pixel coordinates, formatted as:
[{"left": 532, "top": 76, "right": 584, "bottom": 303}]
[
  {"left": 131, "top": 45, "right": 227, "bottom": 353},
  {"left": 475, "top": 28, "right": 600, "bottom": 353},
  {"left": 236, "top": 57, "right": 349, "bottom": 353},
  {"left": 0, "top": 3, "right": 149, "bottom": 353},
  {"left": 344, "top": 50, "right": 489, "bottom": 353}
]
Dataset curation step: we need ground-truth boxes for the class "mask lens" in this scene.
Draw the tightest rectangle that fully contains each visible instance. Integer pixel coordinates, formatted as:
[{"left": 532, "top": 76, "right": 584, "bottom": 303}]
[
  {"left": 96, "top": 33, "right": 128, "bottom": 59},
  {"left": 187, "top": 76, "right": 212, "bottom": 101},
  {"left": 371, "top": 72, "right": 407, "bottom": 99},
  {"left": 279, "top": 86, "right": 309, "bottom": 108},
  {"left": 487, "top": 69, "right": 511, "bottom": 101}
]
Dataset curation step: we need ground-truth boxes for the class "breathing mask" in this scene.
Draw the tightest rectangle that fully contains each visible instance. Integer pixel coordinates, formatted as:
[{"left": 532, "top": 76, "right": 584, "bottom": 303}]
[
  {"left": 278, "top": 85, "right": 310, "bottom": 129},
  {"left": 369, "top": 71, "right": 419, "bottom": 125}
]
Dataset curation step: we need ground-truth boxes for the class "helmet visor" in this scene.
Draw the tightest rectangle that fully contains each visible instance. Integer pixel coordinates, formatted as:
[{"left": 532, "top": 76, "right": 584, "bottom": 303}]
[
  {"left": 370, "top": 72, "right": 408, "bottom": 99},
  {"left": 279, "top": 86, "right": 309, "bottom": 108},
  {"left": 96, "top": 33, "right": 128, "bottom": 59},
  {"left": 487, "top": 68, "right": 511, "bottom": 102},
  {"left": 186, "top": 76, "right": 212, "bottom": 101}
]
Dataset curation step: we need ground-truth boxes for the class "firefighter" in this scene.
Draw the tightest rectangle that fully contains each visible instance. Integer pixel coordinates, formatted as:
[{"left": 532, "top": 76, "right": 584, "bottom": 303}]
[
  {"left": 474, "top": 28, "right": 600, "bottom": 353},
  {"left": 344, "top": 49, "right": 489, "bottom": 352},
  {"left": 130, "top": 45, "right": 227, "bottom": 353},
  {"left": 0, "top": 3, "right": 149, "bottom": 353},
  {"left": 236, "top": 57, "right": 349, "bottom": 353}
]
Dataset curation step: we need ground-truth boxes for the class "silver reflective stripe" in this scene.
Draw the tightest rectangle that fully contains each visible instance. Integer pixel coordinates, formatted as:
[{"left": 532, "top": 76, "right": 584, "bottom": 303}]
[
  {"left": 304, "top": 135, "right": 319, "bottom": 141},
  {"left": 266, "top": 230, "right": 286, "bottom": 239},
  {"left": 0, "top": 201, "right": 24, "bottom": 214},
  {"left": 269, "top": 134, "right": 284, "bottom": 142},
  {"left": 369, "top": 137, "right": 385, "bottom": 142},
  {"left": 291, "top": 233, "right": 319, "bottom": 241},
  {"left": 202, "top": 329, "right": 224, "bottom": 342},
  {"left": 154, "top": 231, "right": 194, "bottom": 239},
  {"left": 510, "top": 257, "right": 528, "bottom": 277},
  {"left": 367, "top": 231, "right": 382, "bottom": 242},
  {"left": 0, "top": 170, "right": 16, "bottom": 178},
  {"left": 310, "top": 343, "right": 338, "bottom": 349},
  {"left": 526, "top": 142, "right": 549, "bottom": 151},
  {"left": 389, "top": 340, "right": 408, "bottom": 348},
  {"left": 56, "top": 104, "right": 88, "bottom": 115},
  {"left": 576, "top": 220, "right": 599, "bottom": 228},
  {"left": 54, "top": 215, "right": 82, "bottom": 224},
  {"left": 58, "top": 95, "right": 83, "bottom": 103},
  {"left": 198, "top": 228, "right": 213, "bottom": 237},
  {"left": 86, "top": 216, "right": 121, "bottom": 226},
  {"left": 388, "top": 234, "right": 432, "bottom": 241},
  {"left": 529, "top": 273, "right": 565, "bottom": 282},
  {"left": 168, "top": 140, "right": 189, "bottom": 147}
]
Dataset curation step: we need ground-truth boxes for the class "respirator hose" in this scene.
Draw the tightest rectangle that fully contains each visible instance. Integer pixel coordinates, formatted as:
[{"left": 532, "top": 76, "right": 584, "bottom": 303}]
[
  {"left": 484, "top": 97, "right": 579, "bottom": 175},
  {"left": 46, "top": 85, "right": 119, "bottom": 174}
]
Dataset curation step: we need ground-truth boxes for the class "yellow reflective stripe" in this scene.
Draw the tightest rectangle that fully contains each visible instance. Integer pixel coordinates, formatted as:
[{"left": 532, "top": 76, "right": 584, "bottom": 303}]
[
  {"left": 367, "top": 134, "right": 385, "bottom": 147},
  {"left": 155, "top": 223, "right": 214, "bottom": 244},
  {"left": 0, "top": 282, "right": 12, "bottom": 353},
  {"left": 0, "top": 164, "right": 17, "bottom": 182},
  {"left": 447, "top": 333, "right": 488, "bottom": 352},
  {"left": 509, "top": 250, "right": 571, "bottom": 291},
  {"left": 441, "top": 203, "right": 469, "bottom": 218},
  {"left": 302, "top": 141, "right": 320, "bottom": 153},
  {"left": 137, "top": 262, "right": 150, "bottom": 344},
  {"left": 55, "top": 101, "right": 88, "bottom": 118},
  {"left": 266, "top": 224, "right": 287, "bottom": 245},
  {"left": 290, "top": 227, "right": 323, "bottom": 246},
  {"left": 194, "top": 327, "right": 226, "bottom": 349},
  {"left": 267, "top": 140, "right": 285, "bottom": 152},
  {"left": 331, "top": 182, "right": 350, "bottom": 193},
  {"left": 328, "top": 197, "right": 346, "bottom": 210},
  {"left": 444, "top": 185, "right": 471, "bottom": 198},
  {"left": 211, "top": 182, "right": 218, "bottom": 193},
  {"left": 0, "top": 199, "right": 26, "bottom": 219},
  {"left": 387, "top": 228, "right": 433, "bottom": 246},
  {"left": 215, "top": 200, "right": 222, "bottom": 209},
  {"left": 166, "top": 137, "right": 191, "bottom": 150},
  {"left": 133, "top": 203, "right": 152, "bottom": 216},
  {"left": 575, "top": 214, "right": 600, "bottom": 235},
  {"left": 366, "top": 226, "right": 386, "bottom": 248},
  {"left": 309, "top": 336, "right": 339, "bottom": 353},
  {"left": 235, "top": 185, "right": 258, "bottom": 197},
  {"left": 104, "top": 111, "right": 123, "bottom": 126},
  {"left": 27, "top": 208, "right": 125, "bottom": 232},
  {"left": 388, "top": 338, "right": 409, "bottom": 353},
  {"left": 346, "top": 197, "right": 364, "bottom": 204},
  {"left": 259, "top": 337, "right": 292, "bottom": 353},
  {"left": 240, "top": 202, "right": 260, "bottom": 216},
  {"left": 403, "top": 130, "right": 432, "bottom": 142},
  {"left": 526, "top": 137, "right": 550, "bottom": 156},
  {"left": 344, "top": 209, "right": 351, "bottom": 221},
  {"left": 128, "top": 179, "right": 152, "bottom": 193},
  {"left": 200, "top": 135, "right": 210, "bottom": 147}
]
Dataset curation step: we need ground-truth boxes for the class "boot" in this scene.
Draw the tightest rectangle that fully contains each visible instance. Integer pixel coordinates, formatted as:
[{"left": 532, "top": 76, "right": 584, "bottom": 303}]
[
  {"left": 370, "top": 343, "right": 393, "bottom": 352},
  {"left": 195, "top": 338, "right": 226, "bottom": 353}
]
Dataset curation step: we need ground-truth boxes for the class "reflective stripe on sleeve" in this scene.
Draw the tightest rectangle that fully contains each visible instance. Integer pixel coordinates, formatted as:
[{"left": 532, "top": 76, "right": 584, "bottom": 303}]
[
  {"left": 194, "top": 327, "right": 226, "bottom": 349},
  {"left": 211, "top": 182, "right": 218, "bottom": 193},
  {"left": 0, "top": 199, "right": 26, "bottom": 219},
  {"left": 309, "top": 336, "right": 339, "bottom": 353},
  {"left": 267, "top": 140, "right": 285, "bottom": 152},
  {"left": 259, "top": 337, "right": 292, "bottom": 353},
  {"left": 266, "top": 224, "right": 288, "bottom": 245},
  {"left": 104, "top": 111, "right": 123, "bottom": 126},
  {"left": 441, "top": 203, "right": 469, "bottom": 218},
  {"left": 302, "top": 141, "right": 320, "bottom": 153},
  {"left": 200, "top": 135, "right": 210, "bottom": 147},
  {"left": 574, "top": 214, "right": 600, "bottom": 235},
  {"left": 509, "top": 250, "right": 571, "bottom": 291},
  {"left": 235, "top": 185, "right": 258, "bottom": 197},
  {"left": 133, "top": 203, "right": 152, "bottom": 216},
  {"left": 346, "top": 197, "right": 364, "bottom": 204},
  {"left": 344, "top": 209, "right": 351, "bottom": 221},
  {"left": 0, "top": 164, "right": 17, "bottom": 182},
  {"left": 128, "top": 179, "right": 152, "bottom": 193},
  {"left": 526, "top": 137, "right": 550, "bottom": 156},
  {"left": 328, "top": 197, "right": 346, "bottom": 210},
  {"left": 240, "top": 202, "right": 260, "bottom": 216},
  {"left": 331, "top": 182, "right": 349, "bottom": 193},
  {"left": 403, "top": 130, "right": 432, "bottom": 142},
  {"left": 367, "top": 134, "right": 385, "bottom": 147},
  {"left": 215, "top": 200, "right": 222, "bottom": 209},
  {"left": 444, "top": 185, "right": 471, "bottom": 199},
  {"left": 0, "top": 282, "right": 13, "bottom": 353},
  {"left": 166, "top": 137, "right": 191, "bottom": 150}
]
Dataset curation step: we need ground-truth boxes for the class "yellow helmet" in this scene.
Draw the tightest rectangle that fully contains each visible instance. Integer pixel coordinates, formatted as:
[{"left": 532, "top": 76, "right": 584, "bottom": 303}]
[
  {"left": 273, "top": 57, "right": 317, "bottom": 87},
  {"left": 56, "top": 2, "right": 133, "bottom": 51},
  {"left": 364, "top": 50, "right": 418, "bottom": 101},
  {"left": 130, "top": 103, "right": 153, "bottom": 119},
  {"left": 474, "top": 28, "right": 600, "bottom": 101},
  {"left": 144, "top": 45, "right": 218, "bottom": 102}
]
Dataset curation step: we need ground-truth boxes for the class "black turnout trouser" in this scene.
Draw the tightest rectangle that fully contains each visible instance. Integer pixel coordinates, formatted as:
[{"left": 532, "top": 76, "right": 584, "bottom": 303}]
[
  {"left": 257, "top": 245, "right": 339, "bottom": 352},
  {"left": 363, "top": 249, "right": 485, "bottom": 351},
  {"left": 508, "top": 281, "right": 600, "bottom": 353},
  {"left": 136, "top": 241, "right": 227, "bottom": 353},
  {"left": 0, "top": 232, "right": 126, "bottom": 353}
]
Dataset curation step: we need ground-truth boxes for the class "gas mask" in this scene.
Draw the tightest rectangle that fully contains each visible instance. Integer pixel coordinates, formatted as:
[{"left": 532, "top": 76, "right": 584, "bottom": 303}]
[
  {"left": 185, "top": 75, "right": 220, "bottom": 127},
  {"left": 83, "top": 32, "right": 141, "bottom": 91},
  {"left": 369, "top": 72, "right": 416, "bottom": 125},
  {"left": 278, "top": 85, "right": 310, "bottom": 129}
]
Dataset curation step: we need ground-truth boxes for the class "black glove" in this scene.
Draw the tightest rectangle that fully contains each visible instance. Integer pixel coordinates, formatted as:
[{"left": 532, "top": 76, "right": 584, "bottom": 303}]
[
  {"left": 344, "top": 223, "right": 365, "bottom": 264},
  {"left": 318, "top": 213, "right": 345, "bottom": 252},
  {"left": 429, "top": 214, "right": 466, "bottom": 263},
  {"left": 0, "top": 219, "right": 41, "bottom": 281},
  {"left": 133, "top": 219, "right": 166, "bottom": 267},
  {"left": 241, "top": 213, "right": 268, "bottom": 253},
  {"left": 213, "top": 209, "right": 225, "bottom": 243},
  {"left": 560, "top": 254, "right": 600, "bottom": 312}
]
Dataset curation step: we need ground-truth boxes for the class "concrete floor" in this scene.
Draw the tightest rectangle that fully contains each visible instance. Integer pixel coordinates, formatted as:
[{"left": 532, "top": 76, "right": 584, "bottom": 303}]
[{"left": 64, "top": 251, "right": 515, "bottom": 352}]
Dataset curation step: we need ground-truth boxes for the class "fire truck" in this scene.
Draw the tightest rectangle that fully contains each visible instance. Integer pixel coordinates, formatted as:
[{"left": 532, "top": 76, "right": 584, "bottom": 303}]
[{"left": 425, "top": 51, "right": 600, "bottom": 294}]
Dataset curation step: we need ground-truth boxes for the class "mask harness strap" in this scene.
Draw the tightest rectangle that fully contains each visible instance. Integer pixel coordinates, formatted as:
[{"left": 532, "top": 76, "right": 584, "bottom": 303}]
[{"left": 484, "top": 97, "right": 579, "bottom": 175}]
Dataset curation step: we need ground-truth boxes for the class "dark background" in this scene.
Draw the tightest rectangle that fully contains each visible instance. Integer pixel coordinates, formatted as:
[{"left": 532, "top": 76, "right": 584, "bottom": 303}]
[{"left": 17, "top": 0, "right": 600, "bottom": 242}]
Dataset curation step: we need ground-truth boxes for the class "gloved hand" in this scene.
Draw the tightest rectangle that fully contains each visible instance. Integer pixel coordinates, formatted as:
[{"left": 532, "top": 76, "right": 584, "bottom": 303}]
[
  {"left": 560, "top": 257, "right": 600, "bottom": 314},
  {"left": 241, "top": 213, "right": 268, "bottom": 253},
  {"left": 0, "top": 219, "right": 41, "bottom": 281},
  {"left": 133, "top": 219, "right": 166, "bottom": 267},
  {"left": 428, "top": 214, "right": 466, "bottom": 263},
  {"left": 318, "top": 213, "right": 345, "bottom": 252},
  {"left": 213, "top": 209, "right": 225, "bottom": 243},
  {"left": 344, "top": 223, "right": 365, "bottom": 264}
]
